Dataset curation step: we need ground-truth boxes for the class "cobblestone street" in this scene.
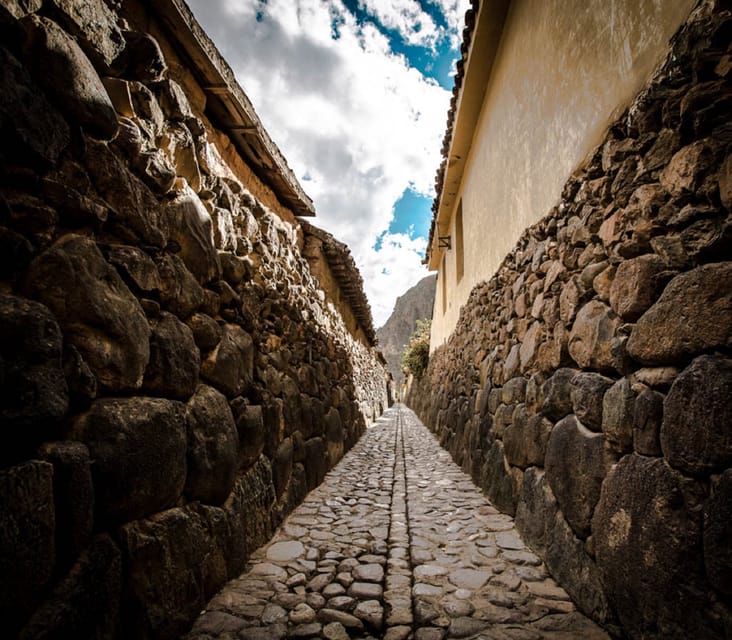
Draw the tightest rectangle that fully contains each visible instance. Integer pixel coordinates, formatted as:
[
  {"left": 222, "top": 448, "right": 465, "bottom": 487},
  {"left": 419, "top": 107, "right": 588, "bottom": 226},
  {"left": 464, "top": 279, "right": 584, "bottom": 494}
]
[{"left": 187, "top": 406, "right": 609, "bottom": 640}]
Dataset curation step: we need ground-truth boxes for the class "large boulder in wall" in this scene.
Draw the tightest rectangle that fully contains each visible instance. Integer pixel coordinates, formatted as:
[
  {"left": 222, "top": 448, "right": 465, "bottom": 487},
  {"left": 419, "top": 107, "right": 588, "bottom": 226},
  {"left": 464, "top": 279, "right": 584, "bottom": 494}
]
[
  {"left": 627, "top": 262, "right": 732, "bottom": 364},
  {"left": 661, "top": 354, "right": 732, "bottom": 476},
  {"left": 25, "top": 234, "right": 150, "bottom": 393},
  {"left": 185, "top": 384, "right": 238, "bottom": 505},
  {"left": 23, "top": 15, "right": 118, "bottom": 140},
  {"left": 0, "top": 295, "right": 68, "bottom": 448},
  {"left": 68, "top": 397, "right": 187, "bottom": 526},
  {"left": 593, "top": 455, "right": 713, "bottom": 638}
]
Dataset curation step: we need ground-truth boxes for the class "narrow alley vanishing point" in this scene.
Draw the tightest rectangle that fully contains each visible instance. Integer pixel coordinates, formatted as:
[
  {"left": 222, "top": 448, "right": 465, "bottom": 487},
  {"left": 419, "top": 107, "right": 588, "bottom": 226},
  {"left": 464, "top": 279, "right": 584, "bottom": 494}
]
[{"left": 188, "top": 406, "right": 608, "bottom": 640}]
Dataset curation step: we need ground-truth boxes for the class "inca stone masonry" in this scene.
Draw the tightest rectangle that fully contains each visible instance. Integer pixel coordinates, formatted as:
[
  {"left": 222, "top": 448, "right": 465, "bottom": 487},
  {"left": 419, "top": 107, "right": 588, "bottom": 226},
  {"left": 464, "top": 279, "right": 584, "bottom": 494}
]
[
  {"left": 0, "top": 0, "right": 388, "bottom": 637},
  {"left": 0, "top": 0, "right": 730, "bottom": 639}
]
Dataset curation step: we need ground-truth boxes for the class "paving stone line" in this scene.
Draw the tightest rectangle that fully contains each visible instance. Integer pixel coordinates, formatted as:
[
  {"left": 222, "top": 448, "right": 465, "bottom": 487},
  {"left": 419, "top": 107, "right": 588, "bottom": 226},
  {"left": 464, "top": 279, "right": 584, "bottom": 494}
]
[{"left": 186, "top": 405, "right": 609, "bottom": 640}]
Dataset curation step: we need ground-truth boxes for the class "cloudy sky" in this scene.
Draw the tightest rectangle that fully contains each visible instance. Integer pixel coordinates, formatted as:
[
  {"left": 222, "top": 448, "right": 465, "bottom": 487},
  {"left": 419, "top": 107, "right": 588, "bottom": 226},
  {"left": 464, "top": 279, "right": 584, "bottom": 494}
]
[{"left": 187, "top": 0, "right": 470, "bottom": 327}]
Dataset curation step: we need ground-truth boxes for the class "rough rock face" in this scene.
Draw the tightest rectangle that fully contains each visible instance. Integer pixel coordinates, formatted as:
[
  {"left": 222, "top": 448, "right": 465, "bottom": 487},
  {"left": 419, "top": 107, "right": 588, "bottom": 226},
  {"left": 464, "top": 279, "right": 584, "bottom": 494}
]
[
  {"left": 407, "top": 4, "right": 732, "bottom": 637},
  {"left": 0, "top": 1, "right": 388, "bottom": 637},
  {"left": 376, "top": 274, "right": 437, "bottom": 389}
]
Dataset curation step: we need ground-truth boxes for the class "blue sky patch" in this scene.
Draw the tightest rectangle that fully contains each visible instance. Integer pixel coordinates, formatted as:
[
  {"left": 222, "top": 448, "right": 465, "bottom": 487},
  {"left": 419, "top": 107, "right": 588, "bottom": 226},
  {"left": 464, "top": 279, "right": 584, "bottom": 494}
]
[
  {"left": 340, "top": 0, "right": 458, "bottom": 89},
  {"left": 390, "top": 187, "right": 432, "bottom": 239}
]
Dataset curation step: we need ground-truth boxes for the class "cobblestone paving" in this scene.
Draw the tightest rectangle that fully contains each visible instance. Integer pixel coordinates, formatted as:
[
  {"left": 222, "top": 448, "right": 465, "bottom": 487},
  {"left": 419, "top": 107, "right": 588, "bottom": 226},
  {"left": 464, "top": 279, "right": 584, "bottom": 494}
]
[{"left": 187, "top": 405, "right": 609, "bottom": 640}]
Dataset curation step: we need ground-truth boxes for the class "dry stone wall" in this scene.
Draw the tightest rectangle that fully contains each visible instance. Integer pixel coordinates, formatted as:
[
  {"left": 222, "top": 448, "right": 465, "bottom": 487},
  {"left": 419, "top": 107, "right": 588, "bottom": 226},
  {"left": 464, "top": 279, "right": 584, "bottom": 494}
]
[
  {"left": 408, "top": 2, "right": 731, "bottom": 638},
  {"left": 0, "top": 1, "right": 388, "bottom": 638}
]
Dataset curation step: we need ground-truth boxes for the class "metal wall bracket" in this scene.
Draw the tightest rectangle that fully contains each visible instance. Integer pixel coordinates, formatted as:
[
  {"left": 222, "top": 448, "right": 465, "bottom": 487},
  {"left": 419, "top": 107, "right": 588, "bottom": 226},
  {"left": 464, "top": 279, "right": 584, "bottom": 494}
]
[{"left": 438, "top": 235, "right": 452, "bottom": 250}]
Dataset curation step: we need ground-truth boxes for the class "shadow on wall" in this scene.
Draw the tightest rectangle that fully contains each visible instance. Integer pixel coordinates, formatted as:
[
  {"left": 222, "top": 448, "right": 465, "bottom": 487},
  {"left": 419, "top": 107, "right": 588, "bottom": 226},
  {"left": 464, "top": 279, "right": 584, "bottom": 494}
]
[{"left": 0, "top": 0, "right": 388, "bottom": 638}]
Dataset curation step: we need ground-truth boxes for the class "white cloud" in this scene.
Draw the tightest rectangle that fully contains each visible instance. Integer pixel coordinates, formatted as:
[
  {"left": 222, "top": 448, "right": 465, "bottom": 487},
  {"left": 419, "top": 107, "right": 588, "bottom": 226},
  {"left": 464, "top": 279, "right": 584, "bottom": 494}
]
[
  {"left": 361, "top": 232, "right": 428, "bottom": 324},
  {"left": 187, "top": 0, "right": 466, "bottom": 327},
  {"left": 358, "top": 0, "right": 441, "bottom": 49},
  {"left": 427, "top": 0, "right": 472, "bottom": 47}
]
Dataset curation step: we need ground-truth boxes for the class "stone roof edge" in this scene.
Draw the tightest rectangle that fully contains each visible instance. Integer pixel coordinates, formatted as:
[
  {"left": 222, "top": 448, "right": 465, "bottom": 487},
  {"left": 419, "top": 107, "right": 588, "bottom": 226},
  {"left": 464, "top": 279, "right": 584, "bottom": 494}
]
[
  {"left": 152, "top": 0, "right": 316, "bottom": 217},
  {"left": 300, "top": 220, "right": 377, "bottom": 345}
]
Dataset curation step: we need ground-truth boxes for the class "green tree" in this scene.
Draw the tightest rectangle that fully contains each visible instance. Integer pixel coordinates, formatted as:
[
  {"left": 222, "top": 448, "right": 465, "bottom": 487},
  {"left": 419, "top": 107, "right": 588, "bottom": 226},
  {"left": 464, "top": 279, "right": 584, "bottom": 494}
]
[{"left": 401, "top": 319, "right": 431, "bottom": 379}]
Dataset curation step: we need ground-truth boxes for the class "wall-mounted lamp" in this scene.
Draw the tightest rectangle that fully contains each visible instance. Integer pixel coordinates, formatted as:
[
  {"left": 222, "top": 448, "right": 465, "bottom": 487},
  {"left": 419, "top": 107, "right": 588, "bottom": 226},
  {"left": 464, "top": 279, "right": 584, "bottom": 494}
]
[{"left": 438, "top": 235, "right": 452, "bottom": 250}]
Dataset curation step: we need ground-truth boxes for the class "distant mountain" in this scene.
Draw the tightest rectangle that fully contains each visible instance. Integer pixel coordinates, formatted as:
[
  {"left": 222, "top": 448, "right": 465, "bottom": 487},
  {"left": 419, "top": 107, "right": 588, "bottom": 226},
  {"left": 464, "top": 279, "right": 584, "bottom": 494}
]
[{"left": 377, "top": 274, "right": 436, "bottom": 390}]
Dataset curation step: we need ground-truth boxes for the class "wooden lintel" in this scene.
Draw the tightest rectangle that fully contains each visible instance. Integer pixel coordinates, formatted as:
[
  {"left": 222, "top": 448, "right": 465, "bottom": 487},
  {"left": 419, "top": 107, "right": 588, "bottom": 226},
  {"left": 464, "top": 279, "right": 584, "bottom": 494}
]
[
  {"left": 204, "top": 84, "right": 229, "bottom": 95},
  {"left": 228, "top": 125, "right": 258, "bottom": 134}
]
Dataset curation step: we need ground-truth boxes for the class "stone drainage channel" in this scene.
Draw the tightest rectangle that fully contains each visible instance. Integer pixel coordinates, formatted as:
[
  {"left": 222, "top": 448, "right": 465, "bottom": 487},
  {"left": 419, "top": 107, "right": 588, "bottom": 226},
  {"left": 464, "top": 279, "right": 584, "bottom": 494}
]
[{"left": 187, "top": 405, "right": 608, "bottom": 640}]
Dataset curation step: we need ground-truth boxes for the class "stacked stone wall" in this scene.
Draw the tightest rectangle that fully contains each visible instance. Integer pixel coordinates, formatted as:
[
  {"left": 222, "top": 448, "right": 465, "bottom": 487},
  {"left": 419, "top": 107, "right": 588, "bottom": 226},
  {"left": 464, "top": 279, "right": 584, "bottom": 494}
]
[
  {"left": 407, "top": 2, "right": 731, "bottom": 638},
  {"left": 0, "top": 1, "right": 388, "bottom": 638}
]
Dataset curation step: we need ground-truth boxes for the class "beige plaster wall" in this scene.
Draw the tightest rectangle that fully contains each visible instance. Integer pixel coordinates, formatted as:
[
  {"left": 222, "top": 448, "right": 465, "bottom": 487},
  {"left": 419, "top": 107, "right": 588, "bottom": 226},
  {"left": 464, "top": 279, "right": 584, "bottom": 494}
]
[{"left": 430, "top": 0, "right": 696, "bottom": 348}]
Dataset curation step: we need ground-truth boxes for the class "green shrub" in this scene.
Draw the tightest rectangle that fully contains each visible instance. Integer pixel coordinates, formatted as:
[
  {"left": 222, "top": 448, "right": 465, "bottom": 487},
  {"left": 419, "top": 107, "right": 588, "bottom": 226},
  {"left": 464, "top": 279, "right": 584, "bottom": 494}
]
[{"left": 401, "top": 319, "right": 431, "bottom": 379}]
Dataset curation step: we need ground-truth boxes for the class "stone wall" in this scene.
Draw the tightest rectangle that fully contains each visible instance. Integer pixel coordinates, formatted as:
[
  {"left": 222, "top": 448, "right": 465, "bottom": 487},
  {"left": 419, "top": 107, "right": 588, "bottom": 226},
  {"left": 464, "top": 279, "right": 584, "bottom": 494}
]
[
  {"left": 0, "top": 1, "right": 388, "bottom": 638},
  {"left": 407, "top": 2, "right": 731, "bottom": 638}
]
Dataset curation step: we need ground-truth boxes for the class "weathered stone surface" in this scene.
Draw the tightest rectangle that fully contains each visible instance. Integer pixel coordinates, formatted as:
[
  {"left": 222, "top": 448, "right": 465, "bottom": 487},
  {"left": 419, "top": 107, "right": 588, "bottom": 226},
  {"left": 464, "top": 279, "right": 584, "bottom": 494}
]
[
  {"left": 156, "top": 253, "right": 205, "bottom": 319},
  {"left": 304, "top": 437, "right": 327, "bottom": 490},
  {"left": 515, "top": 467, "right": 556, "bottom": 555},
  {"left": 118, "top": 506, "right": 226, "bottom": 640},
  {"left": 273, "top": 437, "right": 294, "bottom": 500},
  {"left": 0, "top": 225, "right": 33, "bottom": 279},
  {"left": 106, "top": 245, "right": 161, "bottom": 295},
  {"left": 570, "top": 372, "right": 613, "bottom": 432},
  {"left": 632, "top": 366, "right": 679, "bottom": 389},
  {"left": 25, "top": 234, "right": 151, "bottom": 392},
  {"left": 38, "top": 441, "right": 93, "bottom": 569},
  {"left": 0, "top": 46, "right": 70, "bottom": 169},
  {"left": 85, "top": 139, "right": 165, "bottom": 247},
  {"left": 544, "top": 509, "right": 610, "bottom": 624},
  {"left": 186, "top": 312, "right": 222, "bottom": 352},
  {"left": 161, "top": 123, "right": 202, "bottom": 191},
  {"left": 627, "top": 262, "right": 732, "bottom": 364},
  {"left": 540, "top": 368, "right": 577, "bottom": 421},
  {"left": 143, "top": 311, "right": 200, "bottom": 399},
  {"left": 633, "top": 389, "right": 664, "bottom": 456},
  {"left": 504, "top": 407, "right": 552, "bottom": 469},
  {"left": 163, "top": 184, "right": 221, "bottom": 284},
  {"left": 62, "top": 343, "right": 97, "bottom": 408},
  {"left": 44, "top": 0, "right": 124, "bottom": 70},
  {"left": 17, "top": 534, "right": 121, "bottom": 640},
  {"left": 609, "top": 254, "right": 668, "bottom": 321},
  {"left": 25, "top": 15, "right": 118, "bottom": 140},
  {"left": 545, "top": 415, "right": 607, "bottom": 539},
  {"left": 519, "top": 321, "right": 543, "bottom": 370},
  {"left": 201, "top": 323, "right": 254, "bottom": 398},
  {"left": 568, "top": 301, "right": 621, "bottom": 372},
  {"left": 660, "top": 139, "right": 716, "bottom": 196},
  {"left": 502, "top": 376, "right": 528, "bottom": 404},
  {"left": 593, "top": 455, "right": 710, "bottom": 638},
  {"left": 559, "top": 276, "right": 582, "bottom": 323},
  {"left": 0, "top": 295, "right": 68, "bottom": 441},
  {"left": 222, "top": 459, "right": 276, "bottom": 576},
  {"left": 661, "top": 355, "right": 732, "bottom": 476},
  {"left": 235, "top": 403, "right": 266, "bottom": 470},
  {"left": 135, "top": 148, "right": 177, "bottom": 195},
  {"left": 0, "top": 461, "right": 55, "bottom": 632},
  {"left": 601, "top": 377, "right": 635, "bottom": 453},
  {"left": 68, "top": 397, "right": 187, "bottom": 525},
  {"left": 119, "top": 30, "right": 167, "bottom": 83},
  {"left": 325, "top": 407, "right": 344, "bottom": 467},
  {"left": 154, "top": 78, "right": 193, "bottom": 121},
  {"left": 704, "top": 470, "right": 732, "bottom": 595},
  {"left": 185, "top": 384, "right": 238, "bottom": 505},
  {"left": 481, "top": 440, "right": 519, "bottom": 516}
]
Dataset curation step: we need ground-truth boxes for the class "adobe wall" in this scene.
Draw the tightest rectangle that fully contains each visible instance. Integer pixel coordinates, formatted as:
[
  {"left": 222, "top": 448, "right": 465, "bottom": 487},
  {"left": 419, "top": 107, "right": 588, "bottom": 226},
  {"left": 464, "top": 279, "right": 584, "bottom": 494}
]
[
  {"left": 408, "top": 2, "right": 731, "bottom": 638},
  {"left": 0, "top": 1, "right": 388, "bottom": 638},
  {"left": 430, "top": 0, "right": 697, "bottom": 347}
]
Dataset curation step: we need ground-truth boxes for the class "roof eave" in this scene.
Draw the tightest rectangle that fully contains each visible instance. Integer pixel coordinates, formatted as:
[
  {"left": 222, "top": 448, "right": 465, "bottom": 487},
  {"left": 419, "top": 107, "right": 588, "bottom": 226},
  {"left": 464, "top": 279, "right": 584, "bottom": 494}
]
[
  {"left": 151, "top": 0, "right": 316, "bottom": 217},
  {"left": 426, "top": 0, "right": 512, "bottom": 269}
]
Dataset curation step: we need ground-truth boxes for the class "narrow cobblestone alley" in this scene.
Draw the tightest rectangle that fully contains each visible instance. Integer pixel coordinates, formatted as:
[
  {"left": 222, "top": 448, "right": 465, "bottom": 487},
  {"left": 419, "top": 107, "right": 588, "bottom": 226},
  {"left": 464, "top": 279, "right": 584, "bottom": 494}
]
[{"left": 187, "top": 406, "right": 609, "bottom": 640}]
